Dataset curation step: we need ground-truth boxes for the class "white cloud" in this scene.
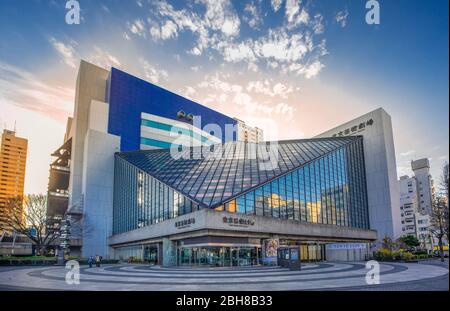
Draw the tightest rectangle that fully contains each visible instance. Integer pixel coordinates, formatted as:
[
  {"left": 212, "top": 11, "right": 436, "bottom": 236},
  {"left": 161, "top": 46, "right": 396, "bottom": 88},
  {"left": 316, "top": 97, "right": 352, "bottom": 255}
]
[
  {"left": 132, "top": 0, "right": 327, "bottom": 79},
  {"left": 285, "top": 0, "right": 309, "bottom": 28},
  {"left": 247, "top": 62, "right": 259, "bottom": 72},
  {"left": 149, "top": 24, "right": 161, "bottom": 40},
  {"left": 199, "top": 0, "right": 240, "bottom": 37},
  {"left": 267, "top": 61, "right": 279, "bottom": 69},
  {"left": 197, "top": 73, "right": 295, "bottom": 117},
  {"left": 275, "top": 102, "right": 294, "bottom": 115},
  {"left": 139, "top": 58, "right": 169, "bottom": 84},
  {"left": 49, "top": 38, "right": 78, "bottom": 69},
  {"left": 271, "top": 0, "right": 283, "bottom": 12},
  {"left": 246, "top": 80, "right": 294, "bottom": 99},
  {"left": 221, "top": 40, "right": 257, "bottom": 63},
  {"left": 284, "top": 60, "right": 324, "bottom": 78},
  {"left": 312, "top": 14, "right": 324, "bottom": 34},
  {"left": 161, "top": 20, "right": 178, "bottom": 40},
  {"left": 336, "top": 10, "right": 349, "bottom": 28},
  {"left": 87, "top": 47, "right": 121, "bottom": 69},
  {"left": 123, "top": 32, "right": 131, "bottom": 41},
  {"left": 182, "top": 86, "right": 197, "bottom": 99},
  {"left": 303, "top": 61, "right": 324, "bottom": 78},
  {"left": 273, "top": 82, "right": 293, "bottom": 98},
  {"left": 254, "top": 29, "right": 309, "bottom": 63},
  {"left": 217, "top": 27, "right": 326, "bottom": 78},
  {"left": 150, "top": 0, "right": 241, "bottom": 56},
  {"left": 243, "top": 1, "right": 263, "bottom": 29},
  {"left": 154, "top": 1, "right": 209, "bottom": 55},
  {"left": 101, "top": 4, "right": 110, "bottom": 12},
  {"left": 128, "top": 19, "right": 146, "bottom": 37}
]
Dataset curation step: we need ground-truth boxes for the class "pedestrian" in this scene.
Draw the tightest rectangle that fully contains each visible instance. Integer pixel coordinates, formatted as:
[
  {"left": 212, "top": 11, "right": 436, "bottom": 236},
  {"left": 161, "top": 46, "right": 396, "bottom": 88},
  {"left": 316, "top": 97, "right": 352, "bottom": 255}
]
[
  {"left": 95, "top": 255, "right": 100, "bottom": 267},
  {"left": 88, "top": 255, "right": 93, "bottom": 268}
]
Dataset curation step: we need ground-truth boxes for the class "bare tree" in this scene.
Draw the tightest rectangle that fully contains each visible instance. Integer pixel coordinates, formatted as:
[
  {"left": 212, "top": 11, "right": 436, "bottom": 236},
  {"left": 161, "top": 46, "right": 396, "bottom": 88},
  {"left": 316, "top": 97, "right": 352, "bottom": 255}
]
[
  {"left": 4, "top": 194, "right": 60, "bottom": 256},
  {"left": 430, "top": 196, "right": 447, "bottom": 262}
]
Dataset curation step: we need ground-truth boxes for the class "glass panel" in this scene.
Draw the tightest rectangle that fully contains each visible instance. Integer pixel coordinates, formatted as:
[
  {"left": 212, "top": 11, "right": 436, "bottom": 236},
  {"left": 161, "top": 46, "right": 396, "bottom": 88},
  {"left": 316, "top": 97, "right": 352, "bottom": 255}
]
[
  {"left": 227, "top": 200, "right": 237, "bottom": 213},
  {"left": 237, "top": 197, "right": 245, "bottom": 214},
  {"left": 112, "top": 138, "right": 371, "bottom": 234}
]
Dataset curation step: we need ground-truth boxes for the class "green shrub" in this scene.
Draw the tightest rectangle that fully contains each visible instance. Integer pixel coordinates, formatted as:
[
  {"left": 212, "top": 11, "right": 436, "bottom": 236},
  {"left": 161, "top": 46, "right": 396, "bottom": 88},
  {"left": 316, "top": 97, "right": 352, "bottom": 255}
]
[
  {"left": 413, "top": 250, "right": 428, "bottom": 256},
  {"left": 402, "top": 252, "right": 414, "bottom": 261},
  {"left": 0, "top": 256, "right": 57, "bottom": 266},
  {"left": 374, "top": 247, "right": 393, "bottom": 260},
  {"left": 392, "top": 250, "right": 403, "bottom": 260}
]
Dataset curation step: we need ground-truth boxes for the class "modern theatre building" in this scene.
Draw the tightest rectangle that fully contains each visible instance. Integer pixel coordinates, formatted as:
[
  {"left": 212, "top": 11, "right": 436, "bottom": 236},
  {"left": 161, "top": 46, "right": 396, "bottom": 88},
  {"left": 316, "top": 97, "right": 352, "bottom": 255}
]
[
  {"left": 51, "top": 60, "right": 401, "bottom": 266},
  {"left": 110, "top": 137, "right": 376, "bottom": 266}
]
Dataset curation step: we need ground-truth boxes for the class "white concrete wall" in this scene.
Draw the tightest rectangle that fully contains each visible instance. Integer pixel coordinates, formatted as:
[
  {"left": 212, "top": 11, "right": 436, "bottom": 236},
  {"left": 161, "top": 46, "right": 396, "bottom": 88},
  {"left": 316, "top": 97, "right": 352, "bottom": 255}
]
[
  {"left": 81, "top": 128, "right": 120, "bottom": 258},
  {"left": 325, "top": 245, "right": 369, "bottom": 262},
  {"left": 68, "top": 61, "right": 110, "bottom": 211},
  {"left": 109, "top": 209, "right": 377, "bottom": 247},
  {"left": 315, "top": 108, "right": 402, "bottom": 243},
  {"left": 88, "top": 100, "right": 109, "bottom": 133},
  {"left": 80, "top": 99, "right": 120, "bottom": 258}
]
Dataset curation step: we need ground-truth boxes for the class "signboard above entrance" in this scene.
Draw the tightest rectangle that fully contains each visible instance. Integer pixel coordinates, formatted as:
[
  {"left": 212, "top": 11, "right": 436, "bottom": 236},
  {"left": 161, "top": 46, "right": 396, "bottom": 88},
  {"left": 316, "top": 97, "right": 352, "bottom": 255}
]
[{"left": 222, "top": 216, "right": 255, "bottom": 227}]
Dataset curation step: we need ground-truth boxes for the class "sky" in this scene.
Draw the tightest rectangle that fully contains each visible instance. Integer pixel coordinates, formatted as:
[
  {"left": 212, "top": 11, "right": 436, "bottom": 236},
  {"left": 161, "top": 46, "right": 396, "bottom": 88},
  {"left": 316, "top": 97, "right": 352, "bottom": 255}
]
[{"left": 0, "top": 0, "right": 448, "bottom": 195}]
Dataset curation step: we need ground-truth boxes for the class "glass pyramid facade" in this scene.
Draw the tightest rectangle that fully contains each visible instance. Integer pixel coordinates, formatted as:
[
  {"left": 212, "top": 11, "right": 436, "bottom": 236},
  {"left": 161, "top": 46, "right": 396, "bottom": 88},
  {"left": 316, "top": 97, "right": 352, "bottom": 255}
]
[{"left": 113, "top": 137, "right": 369, "bottom": 234}]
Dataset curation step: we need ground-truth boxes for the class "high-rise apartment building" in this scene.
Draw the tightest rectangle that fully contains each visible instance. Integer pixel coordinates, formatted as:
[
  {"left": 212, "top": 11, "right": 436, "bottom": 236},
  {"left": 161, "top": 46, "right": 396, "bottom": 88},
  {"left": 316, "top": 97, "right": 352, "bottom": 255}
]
[
  {"left": 411, "top": 159, "right": 434, "bottom": 215},
  {"left": 0, "top": 129, "right": 28, "bottom": 234},
  {"left": 234, "top": 118, "right": 264, "bottom": 143},
  {"left": 398, "top": 158, "right": 435, "bottom": 251}
]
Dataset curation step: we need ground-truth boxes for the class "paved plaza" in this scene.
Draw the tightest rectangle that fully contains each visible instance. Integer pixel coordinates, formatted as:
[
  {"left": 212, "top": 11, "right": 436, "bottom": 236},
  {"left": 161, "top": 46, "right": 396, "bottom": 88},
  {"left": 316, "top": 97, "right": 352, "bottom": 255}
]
[{"left": 0, "top": 260, "right": 448, "bottom": 291}]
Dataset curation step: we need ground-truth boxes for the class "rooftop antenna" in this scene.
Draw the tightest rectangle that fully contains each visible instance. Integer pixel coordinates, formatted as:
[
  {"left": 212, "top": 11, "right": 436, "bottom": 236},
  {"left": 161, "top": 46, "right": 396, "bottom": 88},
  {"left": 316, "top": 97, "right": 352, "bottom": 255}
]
[{"left": 14, "top": 120, "right": 17, "bottom": 133}]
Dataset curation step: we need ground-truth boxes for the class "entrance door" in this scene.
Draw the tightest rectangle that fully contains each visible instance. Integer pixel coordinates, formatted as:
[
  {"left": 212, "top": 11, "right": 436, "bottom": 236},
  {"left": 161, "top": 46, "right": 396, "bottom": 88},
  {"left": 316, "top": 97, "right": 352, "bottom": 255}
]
[
  {"left": 231, "top": 248, "right": 239, "bottom": 266},
  {"left": 143, "top": 245, "right": 158, "bottom": 265}
]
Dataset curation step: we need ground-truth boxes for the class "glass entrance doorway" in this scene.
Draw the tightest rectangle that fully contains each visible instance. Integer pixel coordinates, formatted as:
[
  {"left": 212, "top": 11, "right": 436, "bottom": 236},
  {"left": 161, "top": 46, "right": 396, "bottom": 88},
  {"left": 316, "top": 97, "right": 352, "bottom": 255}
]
[
  {"left": 143, "top": 244, "right": 158, "bottom": 264},
  {"left": 179, "top": 246, "right": 261, "bottom": 267}
]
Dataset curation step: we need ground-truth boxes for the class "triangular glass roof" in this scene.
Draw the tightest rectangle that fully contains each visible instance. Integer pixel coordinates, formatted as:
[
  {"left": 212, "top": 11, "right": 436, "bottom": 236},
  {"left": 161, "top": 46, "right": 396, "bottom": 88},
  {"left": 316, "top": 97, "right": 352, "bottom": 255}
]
[{"left": 116, "top": 137, "right": 362, "bottom": 208}]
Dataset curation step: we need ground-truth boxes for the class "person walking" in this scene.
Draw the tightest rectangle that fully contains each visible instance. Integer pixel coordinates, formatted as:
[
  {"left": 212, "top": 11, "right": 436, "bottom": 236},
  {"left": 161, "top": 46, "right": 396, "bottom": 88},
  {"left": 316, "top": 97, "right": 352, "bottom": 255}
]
[
  {"left": 88, "top": 256, "right": 93, "bottom": 268},
  {"left": 95, "top": 255, "right": 100, "bottom": 267}
]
